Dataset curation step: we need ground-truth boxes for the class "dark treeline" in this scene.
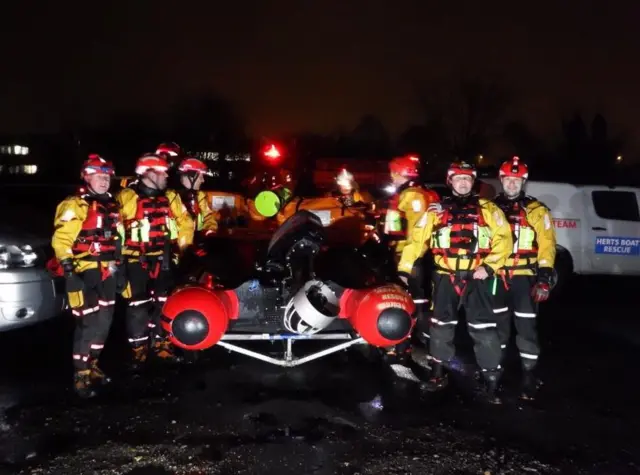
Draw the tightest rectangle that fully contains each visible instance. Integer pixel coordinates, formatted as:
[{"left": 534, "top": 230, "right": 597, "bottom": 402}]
[{"left": 2, "top": 80, "right": 638, "bottom": 186}]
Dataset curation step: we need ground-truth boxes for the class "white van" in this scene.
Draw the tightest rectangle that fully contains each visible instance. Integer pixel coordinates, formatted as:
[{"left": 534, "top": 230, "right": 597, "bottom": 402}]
[{"left": 437, "top": 179, "right": 640, "bottom": 287}]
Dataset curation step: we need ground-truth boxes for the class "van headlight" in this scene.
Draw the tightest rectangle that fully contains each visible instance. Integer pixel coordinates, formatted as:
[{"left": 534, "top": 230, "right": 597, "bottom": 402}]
[{"left": 0, "top": 244, "right": 39, "bottom": 269}]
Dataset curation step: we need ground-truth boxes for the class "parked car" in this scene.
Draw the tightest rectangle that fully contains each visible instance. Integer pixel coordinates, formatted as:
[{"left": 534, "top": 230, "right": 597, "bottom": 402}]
[
  {"left": 0, "top": 185, "right": 70, "bottom": 332},
  {"left": 0, "top": 228, "right": 65, "bottom": 331}
]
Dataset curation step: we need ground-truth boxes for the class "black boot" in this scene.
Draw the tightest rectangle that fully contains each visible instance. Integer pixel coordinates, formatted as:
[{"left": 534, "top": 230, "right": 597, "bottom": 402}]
[
  {"left": 423, "top": 361, "right": 449, "bottom": 392},
  {"left": 479, "top": 369, "right": 502, "bottom": 404},
  {"left": 130, "top": 342, "right": 149, "bottom": 371},
  {"left": 520, "top": 369, "right": 541, "bottom": 401},
  {"left": 89, "top": 358, "right": 112, "bottom": 386},
  {"left": 74, "top": 369, "right": 97, "bottom": 399},
  {"left": 151, "top": 338, "right": 183, "bottom": 363}
]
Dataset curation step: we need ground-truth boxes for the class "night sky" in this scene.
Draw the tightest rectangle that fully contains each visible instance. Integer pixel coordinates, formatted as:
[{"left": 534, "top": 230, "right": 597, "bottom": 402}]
[{"left": 2, "top": 1, "right": 639, "bottom": 147}]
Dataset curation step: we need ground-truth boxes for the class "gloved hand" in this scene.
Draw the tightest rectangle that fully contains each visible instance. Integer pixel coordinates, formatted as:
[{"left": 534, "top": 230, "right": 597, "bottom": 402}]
[
  {"left": 61, "top": 259, "right": 84, "bottom": 309},
  {"left": 193, "top": 239, "right": 209, "bottom": 257},
  {"left": 531, "top": 282, "right": 550, "bottom": 303},
  {"left": 532, "top": 267, "right": 554, "bottom": 303},
  {"left": 427, "top": 202, "right": 443, "bottom": 213}
]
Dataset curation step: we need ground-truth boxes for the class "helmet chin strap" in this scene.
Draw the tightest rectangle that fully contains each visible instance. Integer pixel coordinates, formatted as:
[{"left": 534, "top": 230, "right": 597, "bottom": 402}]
[
  {"left": 142, "top": 173, "right": 164, "bottom": 190},
  {"left": 180, "top": 171, "right": 203, "bottom": 191}
]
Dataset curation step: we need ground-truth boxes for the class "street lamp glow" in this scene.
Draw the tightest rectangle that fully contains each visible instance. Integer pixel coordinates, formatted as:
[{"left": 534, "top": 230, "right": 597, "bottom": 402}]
[{"left": 616, "top": 155, "right": 623, "bottom": 162}]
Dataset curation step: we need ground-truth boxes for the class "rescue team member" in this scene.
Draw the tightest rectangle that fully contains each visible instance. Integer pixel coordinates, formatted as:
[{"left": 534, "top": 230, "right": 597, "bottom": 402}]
[
  {"left": 331, "top": 168, "right": 374, "bottom": 208},
  {"left": 176, "top": 157, "right": 219, "bottom": 242},
  {"left": 383, "top": 155, "right": 439, "bottom": 375},
  {"left": 155, "top": 142, "right": 182, "bottom": 167},
  {"left": 493, "top": 157, "right": 556, "bottom": 400},
  {"left": 117, "top": 154, "right": 194, "bottom": 367},
  {"left": 398, "top": 162, "right": 513, "bottom": 403},
  {"left": 119, "top": 141, "right": 183, "bottom": 189},
  {"left": 52, "top": 155, "right": 124, "bottom": 397}
]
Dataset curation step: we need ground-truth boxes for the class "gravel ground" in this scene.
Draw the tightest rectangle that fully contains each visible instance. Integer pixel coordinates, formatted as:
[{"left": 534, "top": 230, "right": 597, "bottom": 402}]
[{"left": 1, "top": 277, "right": 639, "bottom": 475}]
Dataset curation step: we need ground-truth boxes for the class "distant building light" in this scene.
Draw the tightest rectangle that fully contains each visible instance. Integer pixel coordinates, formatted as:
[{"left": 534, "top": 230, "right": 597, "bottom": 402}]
[
  {"left": 196, "top": 151, "right": 220, "bottom": 162},
  {"left": 1, "top": 145, "right": 29, "bottom": 155},
  {"left": 225, "top": 153, "right": 251, "bottom": 162},
  {"left": 5, "top": 164, "right": 37, "bottom": 174},
  {"left": 616, "top": 155, "right": 623, "bottom": 162}
]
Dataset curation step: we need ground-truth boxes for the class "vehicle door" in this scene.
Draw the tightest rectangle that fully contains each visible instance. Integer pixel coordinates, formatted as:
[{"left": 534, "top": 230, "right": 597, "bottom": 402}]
[{"left": 582, "top": 186, "right": 640, "bottom": 275}]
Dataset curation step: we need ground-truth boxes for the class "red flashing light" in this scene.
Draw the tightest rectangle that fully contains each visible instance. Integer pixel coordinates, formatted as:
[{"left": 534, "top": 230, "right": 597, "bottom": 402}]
[{"left": 263, "top": 144, "right": 281, "bottom": 160}]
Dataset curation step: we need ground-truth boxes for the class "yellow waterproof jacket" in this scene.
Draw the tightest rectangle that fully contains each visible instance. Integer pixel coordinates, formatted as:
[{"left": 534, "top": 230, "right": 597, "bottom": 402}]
[
  {"left": 52, "top": 194, "right": 123, "bottom": 273},
  {"left": 117, "top": 187, "right": 194, "bottom": 258},
  {"left": 184, "top": 190, "right": 218, "bottom": 235},
  {"left": 398, "top": 196, "right": 513, "bottom": 276},
  {"left": 494, "top": 195, "right": 557, "bottom": 276},
  {"left": 386, "top": 184, "right": 440, "bottom": 255}
]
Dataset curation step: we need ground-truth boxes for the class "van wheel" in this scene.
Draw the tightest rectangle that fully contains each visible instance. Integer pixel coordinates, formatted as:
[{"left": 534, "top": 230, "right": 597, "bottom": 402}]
[{"left": 553, "top": 251, "right": 573, "bottom": 295}]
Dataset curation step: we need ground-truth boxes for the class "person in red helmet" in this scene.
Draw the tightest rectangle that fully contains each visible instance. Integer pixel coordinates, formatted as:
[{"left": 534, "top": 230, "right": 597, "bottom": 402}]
[
  {"left": 493, "top": 156, "right": 557, "bottom": 400},
  {"left": 51, "top": 154, "right": 124, "bottom": 397},
  {"left": 382, "top": 155, "right": 439, "bottom": 381},
  {"left": 398, "top": 161, "right": 512, "bottom": 403},
  {"left": 330, "top": 168, "right": 374, "bottom": 208},
  {"left": 155, "top": 142, "right": 181, "bottom": 160},
  {"left": 176, "top": 157, "right": 218, "bottom": 241},
  {"left": 117, "top": 153, "right": 194, "bottom": 368}
]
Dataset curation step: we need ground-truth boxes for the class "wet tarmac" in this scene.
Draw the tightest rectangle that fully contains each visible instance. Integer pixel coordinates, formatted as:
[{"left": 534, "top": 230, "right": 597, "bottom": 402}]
[{"left": 1, "top": 276, "right": 639, "bottom": 475}]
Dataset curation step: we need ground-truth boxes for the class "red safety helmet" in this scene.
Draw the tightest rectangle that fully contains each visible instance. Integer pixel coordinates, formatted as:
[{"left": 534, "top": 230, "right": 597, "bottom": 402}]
[
  {"left": 81, "top": 154, "right": 114, "bottom": 178},
  {"left": 155, "top": 142, "right": 182, "bottom": 158},
  {"left": 447, "top": 161, "right": 477, "bottom": 181},
  {"left": 499, "top": 156, "right": 529, "bottom": 180},
  {"left": 135, "top": 154, "right": 170, "bottom": 175},
  {"left": 177, "top": 158, "right": 212, "bottom": 176},
  {"left": 389, "top": 155, "right": 420, "bottom": 178}
]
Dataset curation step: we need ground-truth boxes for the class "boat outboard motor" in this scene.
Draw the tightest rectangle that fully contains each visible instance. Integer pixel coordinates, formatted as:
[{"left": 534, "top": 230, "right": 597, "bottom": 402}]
[{"left": 265, "top": 210, "right": 325, "bottom": 266}]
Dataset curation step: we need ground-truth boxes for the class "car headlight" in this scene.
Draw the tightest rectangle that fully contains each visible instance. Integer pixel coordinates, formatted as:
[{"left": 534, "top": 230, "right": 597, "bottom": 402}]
[{"left": 0, "top": 244, "right": 39, "bottom": 269}]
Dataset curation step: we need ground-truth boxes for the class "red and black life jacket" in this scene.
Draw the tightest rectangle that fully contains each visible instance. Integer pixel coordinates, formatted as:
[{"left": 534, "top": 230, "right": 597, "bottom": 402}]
[
  {"left": 494, "top": 193, "right": 539, "bottom": 272},
  {"left": 124, "top": 185, "right": 177, "bottom": 255},
  {"left": 71, "top": 191, "right": 121, "bottom": 262},
  {"left": 432, "top": 194, "right": 492, "bottom": 272}
]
